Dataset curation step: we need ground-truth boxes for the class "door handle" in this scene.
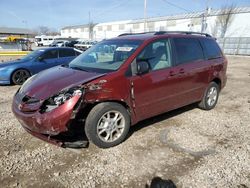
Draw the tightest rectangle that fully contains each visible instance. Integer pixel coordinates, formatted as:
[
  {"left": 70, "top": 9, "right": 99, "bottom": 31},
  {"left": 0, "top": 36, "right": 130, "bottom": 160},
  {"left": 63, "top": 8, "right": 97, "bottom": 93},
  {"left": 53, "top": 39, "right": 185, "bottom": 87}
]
[
  {"left": 169, "top": 71, "right": 176, "bottom": 77},
  {"left": 179, "top": 68, "right": 185, "bottom": 74}
]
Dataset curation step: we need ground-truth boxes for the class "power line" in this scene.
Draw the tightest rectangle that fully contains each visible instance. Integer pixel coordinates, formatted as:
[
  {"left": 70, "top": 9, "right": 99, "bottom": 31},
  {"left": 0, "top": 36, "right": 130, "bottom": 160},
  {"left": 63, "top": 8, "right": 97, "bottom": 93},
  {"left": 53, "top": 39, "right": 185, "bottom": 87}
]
[
  {"left": 161, "top": 0, "right": 191, "bottom": 13},
  {"left": 92, "top": 1, "right": 130, "bottom": 20}
]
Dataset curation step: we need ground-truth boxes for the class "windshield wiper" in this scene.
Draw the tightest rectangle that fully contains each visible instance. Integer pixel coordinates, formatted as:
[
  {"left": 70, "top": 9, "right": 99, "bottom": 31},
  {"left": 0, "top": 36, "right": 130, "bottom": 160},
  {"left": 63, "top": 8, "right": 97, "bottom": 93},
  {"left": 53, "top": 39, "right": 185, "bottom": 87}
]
[{"left": 70, "top": 66, "right": 89, "bottom": 72}]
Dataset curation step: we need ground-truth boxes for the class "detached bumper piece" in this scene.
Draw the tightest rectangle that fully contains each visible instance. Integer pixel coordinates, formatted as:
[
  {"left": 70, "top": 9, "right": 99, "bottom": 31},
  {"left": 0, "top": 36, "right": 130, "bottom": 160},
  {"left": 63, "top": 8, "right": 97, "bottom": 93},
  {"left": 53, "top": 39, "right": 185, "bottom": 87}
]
[{"left": 24, "top": 126, "right": 89, "bottom": 148}]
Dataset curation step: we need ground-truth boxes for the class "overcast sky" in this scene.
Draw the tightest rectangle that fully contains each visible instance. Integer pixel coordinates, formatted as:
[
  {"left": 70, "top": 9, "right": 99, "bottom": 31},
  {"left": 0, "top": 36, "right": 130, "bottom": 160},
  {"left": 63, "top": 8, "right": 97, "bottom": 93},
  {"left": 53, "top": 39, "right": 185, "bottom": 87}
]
[{"left": 0, "top": 0, "right": 249, "bottom": 31}]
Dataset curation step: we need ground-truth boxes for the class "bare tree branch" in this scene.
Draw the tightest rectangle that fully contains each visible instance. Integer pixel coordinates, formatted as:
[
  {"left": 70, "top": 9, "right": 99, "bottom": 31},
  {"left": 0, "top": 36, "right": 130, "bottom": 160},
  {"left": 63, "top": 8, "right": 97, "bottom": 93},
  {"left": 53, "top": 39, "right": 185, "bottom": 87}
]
[{"left": 216, "top": 4, "right": 236, "bottom": 38}]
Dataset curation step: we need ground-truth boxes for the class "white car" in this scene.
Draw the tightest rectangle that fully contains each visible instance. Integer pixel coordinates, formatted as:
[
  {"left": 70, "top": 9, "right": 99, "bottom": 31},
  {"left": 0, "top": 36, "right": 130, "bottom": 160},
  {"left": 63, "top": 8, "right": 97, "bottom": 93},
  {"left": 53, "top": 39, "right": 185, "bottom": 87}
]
[{"left": 74, "top": 41, "right": 97, "bottom": 51}]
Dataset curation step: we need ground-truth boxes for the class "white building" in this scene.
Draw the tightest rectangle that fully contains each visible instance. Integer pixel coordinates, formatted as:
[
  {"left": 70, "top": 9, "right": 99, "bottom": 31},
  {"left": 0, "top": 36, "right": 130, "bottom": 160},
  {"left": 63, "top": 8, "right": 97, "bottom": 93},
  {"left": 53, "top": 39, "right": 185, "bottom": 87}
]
[
  {"left": 61, "top": 24, "right": 93, "bottom": 39},
  {"left": 60, "top": 6, "right": 250, "bottom": 40}
]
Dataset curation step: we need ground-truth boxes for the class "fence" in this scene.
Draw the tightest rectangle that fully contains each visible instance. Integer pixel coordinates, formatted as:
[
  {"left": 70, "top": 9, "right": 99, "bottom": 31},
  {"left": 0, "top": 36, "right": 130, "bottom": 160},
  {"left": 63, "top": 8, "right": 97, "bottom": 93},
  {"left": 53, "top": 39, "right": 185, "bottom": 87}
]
[{"left": 217, "top": 37, "right": 250, "bottom": 56}]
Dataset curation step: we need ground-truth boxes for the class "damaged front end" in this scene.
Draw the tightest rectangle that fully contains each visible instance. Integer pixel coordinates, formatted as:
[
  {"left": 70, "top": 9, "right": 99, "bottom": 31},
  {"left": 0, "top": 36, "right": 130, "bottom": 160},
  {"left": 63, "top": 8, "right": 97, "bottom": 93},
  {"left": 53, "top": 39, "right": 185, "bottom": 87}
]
[{"left": 12, "top": 86, "right": 88, "bottom": 148}]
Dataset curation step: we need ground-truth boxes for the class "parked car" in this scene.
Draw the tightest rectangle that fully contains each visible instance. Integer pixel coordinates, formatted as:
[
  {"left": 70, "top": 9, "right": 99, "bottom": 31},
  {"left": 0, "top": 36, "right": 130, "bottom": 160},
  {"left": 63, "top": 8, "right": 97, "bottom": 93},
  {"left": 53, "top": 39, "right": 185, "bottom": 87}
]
[
  {"left": 49, "top": 40, "right": 69, "bottom": 47},
  {"left": 0, "top": 47, "right": 81, "bottom": 85},
  {"left": 12, "top": 31, "right": 227, "bottom": 148},
  {"left": 65, "top": 40, "right": 79, "bottom": 47},
  {"left": 74, "top": 40, "right": 97, "bottom": 51}
]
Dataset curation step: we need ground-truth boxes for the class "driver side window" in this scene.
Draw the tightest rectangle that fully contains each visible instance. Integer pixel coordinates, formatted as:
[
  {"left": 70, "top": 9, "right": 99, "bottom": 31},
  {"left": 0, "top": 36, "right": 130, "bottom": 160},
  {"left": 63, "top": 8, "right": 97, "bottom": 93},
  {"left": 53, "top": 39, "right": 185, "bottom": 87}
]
[{"left": 137, "top": 39, "right": 171, "bottom": 71}]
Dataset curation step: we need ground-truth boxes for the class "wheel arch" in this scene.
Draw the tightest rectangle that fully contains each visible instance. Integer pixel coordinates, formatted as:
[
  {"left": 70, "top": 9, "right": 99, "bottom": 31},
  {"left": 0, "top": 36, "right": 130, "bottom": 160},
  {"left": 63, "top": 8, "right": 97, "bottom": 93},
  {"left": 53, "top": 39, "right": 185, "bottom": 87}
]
[
  {"left": 80, "top": 99, "right": 134, "bottom": 124},
  {"left": 211, "top": 77, "right": 221, "bottom": 89},
  {"left": 10, "top": 68, "right": 31, "bottom": 84}
]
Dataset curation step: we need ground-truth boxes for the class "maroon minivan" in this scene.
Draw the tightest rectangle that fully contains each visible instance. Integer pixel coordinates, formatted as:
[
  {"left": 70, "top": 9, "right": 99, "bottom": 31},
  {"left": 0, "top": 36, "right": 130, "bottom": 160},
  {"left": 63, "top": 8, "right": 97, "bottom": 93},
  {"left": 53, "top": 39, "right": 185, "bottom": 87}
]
[{"left": 12, "top": 31, "right": 227, "bottom": 148}]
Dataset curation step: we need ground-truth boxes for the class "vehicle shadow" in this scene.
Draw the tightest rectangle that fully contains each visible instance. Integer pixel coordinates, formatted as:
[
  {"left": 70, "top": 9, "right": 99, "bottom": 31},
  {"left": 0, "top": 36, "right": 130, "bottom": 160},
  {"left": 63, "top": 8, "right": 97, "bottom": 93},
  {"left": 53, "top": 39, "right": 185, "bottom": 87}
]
[
  {"left": 51, "top": 103, "right": 197, "bottom": 148},
  {"left": 128, "top": 103, "right": 198, "bottom": 138}
]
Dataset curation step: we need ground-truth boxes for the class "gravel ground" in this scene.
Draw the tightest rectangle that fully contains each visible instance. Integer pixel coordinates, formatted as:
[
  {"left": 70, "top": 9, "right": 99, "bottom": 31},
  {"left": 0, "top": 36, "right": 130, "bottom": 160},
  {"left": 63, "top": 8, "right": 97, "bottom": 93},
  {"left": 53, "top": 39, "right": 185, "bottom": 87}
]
[{"left": 0, "top": 55, "right": 249, "bottom": 188}]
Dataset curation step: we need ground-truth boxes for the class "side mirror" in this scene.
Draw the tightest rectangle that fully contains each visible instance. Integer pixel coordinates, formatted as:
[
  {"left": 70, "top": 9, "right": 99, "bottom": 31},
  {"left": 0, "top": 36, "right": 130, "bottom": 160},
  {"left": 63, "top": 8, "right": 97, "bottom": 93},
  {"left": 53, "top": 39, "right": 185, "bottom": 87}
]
[
  {"left": 37, "top": 56, "right": 44, "bottom": 62},
  {"left": 137, "top": 61, "right": 150, "bottom": 75}
]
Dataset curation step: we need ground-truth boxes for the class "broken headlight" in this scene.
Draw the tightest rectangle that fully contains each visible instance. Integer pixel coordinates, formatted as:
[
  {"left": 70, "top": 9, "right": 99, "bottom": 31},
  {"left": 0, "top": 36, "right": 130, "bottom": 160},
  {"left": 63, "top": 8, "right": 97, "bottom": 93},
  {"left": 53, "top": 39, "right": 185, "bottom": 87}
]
[{"left": 40, "top": 87, "right": 83, "bottom": 113}]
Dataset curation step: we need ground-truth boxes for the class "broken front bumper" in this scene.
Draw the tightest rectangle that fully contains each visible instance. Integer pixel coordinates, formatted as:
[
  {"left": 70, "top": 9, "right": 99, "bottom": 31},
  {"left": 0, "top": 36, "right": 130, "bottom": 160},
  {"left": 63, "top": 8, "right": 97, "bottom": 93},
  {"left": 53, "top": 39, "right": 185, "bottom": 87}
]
[{"left": 12, "top": 95, "right": 81, "bottom": 136}]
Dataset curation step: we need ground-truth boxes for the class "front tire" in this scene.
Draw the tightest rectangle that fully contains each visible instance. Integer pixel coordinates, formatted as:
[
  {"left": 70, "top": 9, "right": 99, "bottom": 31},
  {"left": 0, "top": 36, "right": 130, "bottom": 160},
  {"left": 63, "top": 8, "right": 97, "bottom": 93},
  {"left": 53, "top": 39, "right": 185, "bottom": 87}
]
[
  {"left": 198, "top": 82, "right": 220, "bottom": 110},
  {"left": 85, "top": 102, "right": 130, "bottom": 148}
]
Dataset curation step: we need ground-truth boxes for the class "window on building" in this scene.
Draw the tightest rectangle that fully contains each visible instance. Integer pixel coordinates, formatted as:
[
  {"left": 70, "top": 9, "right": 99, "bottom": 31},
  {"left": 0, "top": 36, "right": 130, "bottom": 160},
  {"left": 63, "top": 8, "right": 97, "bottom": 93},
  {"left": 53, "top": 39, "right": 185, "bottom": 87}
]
[
  {"left": 173, "top": 38, "right": 204, "bottom": 64},
  {"left": 98, "top": 26, "right": 102, "bottom": 31},
  {"left": 84, "top": 28, "right": 89, "bottom": 32},
  {"left": 147, "top": 22, "right": 155, "bottom": 31},
  {"left": 133, "top": 23, "right": 140, "bottom": 29},
  {"left": 107, "top": 25, "right": 112, "bottom": 31},
  {"left": 191, "top": 18, "right": 200, "bottom": 25},
  {"left": 119, "top": 24, "right": 125, "bottom": 30},
  {"left": 166, "top": 20, "right": 176, "bottom": 27}
]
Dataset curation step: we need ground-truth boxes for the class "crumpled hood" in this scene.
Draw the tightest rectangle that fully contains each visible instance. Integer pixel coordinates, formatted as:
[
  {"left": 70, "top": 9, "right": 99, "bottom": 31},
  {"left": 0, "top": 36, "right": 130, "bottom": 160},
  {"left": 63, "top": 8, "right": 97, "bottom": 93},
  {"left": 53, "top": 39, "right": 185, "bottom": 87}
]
[{"left": 19, "top": 66, "right": 105, "bottom": 100}]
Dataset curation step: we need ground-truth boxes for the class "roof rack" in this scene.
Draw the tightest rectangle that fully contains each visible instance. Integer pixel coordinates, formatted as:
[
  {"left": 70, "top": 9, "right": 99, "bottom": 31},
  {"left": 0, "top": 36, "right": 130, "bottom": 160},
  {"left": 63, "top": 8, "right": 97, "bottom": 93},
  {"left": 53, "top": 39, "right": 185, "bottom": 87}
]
[
  {"left": 154, "top": 31, "right": 212, "bottom": 37},
  {"left": 118, "top": 32, "right": 155, "bottom": 37},
  {"left": 118, "top": 31, "right": 212, "bottom": 37}
]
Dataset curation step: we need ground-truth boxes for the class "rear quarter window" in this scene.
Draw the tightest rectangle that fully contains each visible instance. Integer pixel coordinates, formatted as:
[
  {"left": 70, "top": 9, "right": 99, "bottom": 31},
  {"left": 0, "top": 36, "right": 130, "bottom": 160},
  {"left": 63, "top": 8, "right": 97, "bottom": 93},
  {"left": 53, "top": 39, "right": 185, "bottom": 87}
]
[
  {"left": 201, "top": 38, "right": 222, "bottom": 60},
  {"left": 173, "top": 38, "right": 204, "bottom": 65},
  {"left": 59, "top": 49, "right": 76, "bottom": 57}
]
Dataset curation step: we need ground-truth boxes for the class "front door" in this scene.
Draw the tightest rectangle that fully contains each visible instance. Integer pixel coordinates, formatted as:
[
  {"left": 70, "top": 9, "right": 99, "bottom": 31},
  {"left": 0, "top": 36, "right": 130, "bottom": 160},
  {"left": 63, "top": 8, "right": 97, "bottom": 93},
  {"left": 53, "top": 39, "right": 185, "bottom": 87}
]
[
  {"left": 33, "top": 49, "right": 59, "bottom": 74},
  {"left": 130, "top": 39, "right": 183, "bottom": 121}
]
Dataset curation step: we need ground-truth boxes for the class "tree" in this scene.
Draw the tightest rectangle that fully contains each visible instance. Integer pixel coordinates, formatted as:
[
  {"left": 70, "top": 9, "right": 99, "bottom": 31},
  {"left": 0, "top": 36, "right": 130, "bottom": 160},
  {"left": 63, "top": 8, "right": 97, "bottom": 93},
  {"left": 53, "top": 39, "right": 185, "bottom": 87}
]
[
  {"left": 37, "top": 26, "right": 50, "bottom": 35},
  {"left": 216, "top": 4, "right": 236, "bottom": 38},
  {"left": 34, "top": 26, "right": 60, "bottom": 36}
]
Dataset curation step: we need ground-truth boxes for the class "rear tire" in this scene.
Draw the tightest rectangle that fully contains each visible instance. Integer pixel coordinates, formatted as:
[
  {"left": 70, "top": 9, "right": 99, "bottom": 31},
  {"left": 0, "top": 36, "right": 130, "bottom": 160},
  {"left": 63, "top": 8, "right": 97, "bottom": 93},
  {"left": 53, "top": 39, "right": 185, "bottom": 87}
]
[
  {"left": 85, "top": 102, "right": 130, "bottom": 148},
  {"left": 198, "top": 82, "right": 220, "bottom": 110},
  {"left": 11, "top": 69, "right": 30, "bottom": 85}
]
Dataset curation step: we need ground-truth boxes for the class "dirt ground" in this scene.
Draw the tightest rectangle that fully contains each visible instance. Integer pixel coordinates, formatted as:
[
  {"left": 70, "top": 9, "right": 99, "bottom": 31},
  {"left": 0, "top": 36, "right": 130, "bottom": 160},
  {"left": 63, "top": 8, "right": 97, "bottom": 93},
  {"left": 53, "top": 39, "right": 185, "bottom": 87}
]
[{"left": 0, "top": 55, "right": 249, "bottom": 188}]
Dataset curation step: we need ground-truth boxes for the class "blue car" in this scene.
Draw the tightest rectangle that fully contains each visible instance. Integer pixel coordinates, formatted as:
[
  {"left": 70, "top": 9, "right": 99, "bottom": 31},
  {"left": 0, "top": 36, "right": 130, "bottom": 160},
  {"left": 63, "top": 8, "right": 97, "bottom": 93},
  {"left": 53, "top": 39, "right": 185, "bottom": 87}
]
[{"left": 0, "top": 47, "right": 81, "bottom": 85}]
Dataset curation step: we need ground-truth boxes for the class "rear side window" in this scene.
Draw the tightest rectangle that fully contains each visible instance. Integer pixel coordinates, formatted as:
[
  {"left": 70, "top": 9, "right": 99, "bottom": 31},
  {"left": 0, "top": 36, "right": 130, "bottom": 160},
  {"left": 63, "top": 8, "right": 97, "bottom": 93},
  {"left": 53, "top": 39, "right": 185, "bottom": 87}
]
[
  {"left": 202, "top": 38, "right": 222, "bottom": 59},
  {"left": 59, "top": 49, "right": 75, "bottom": 57},
  {"left": 173, "top": 38, "right": 204, "bottom": 64}
]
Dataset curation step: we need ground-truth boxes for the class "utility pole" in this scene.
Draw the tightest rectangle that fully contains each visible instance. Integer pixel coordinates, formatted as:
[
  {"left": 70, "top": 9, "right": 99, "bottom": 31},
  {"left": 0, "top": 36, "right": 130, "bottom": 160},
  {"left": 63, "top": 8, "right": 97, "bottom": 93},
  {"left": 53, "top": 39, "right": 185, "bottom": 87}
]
[
  {"left": 88, "top": 11, "right": 93, "bottom": 40},
  {"left": 144, "top": 0, "right": 147, "bottom": 32},
  {"left": 201, "top": 7, "right": 208, "bottom": 33},
  {"left": 201, "top": 0, "right": 211, "bottom": 33}
]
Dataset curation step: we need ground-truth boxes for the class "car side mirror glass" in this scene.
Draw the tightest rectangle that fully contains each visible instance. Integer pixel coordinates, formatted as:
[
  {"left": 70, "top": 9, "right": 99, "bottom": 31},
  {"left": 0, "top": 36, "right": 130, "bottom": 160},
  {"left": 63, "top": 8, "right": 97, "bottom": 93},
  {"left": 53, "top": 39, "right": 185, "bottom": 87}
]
[
  {"left": 137, "top": 61, "right": 150, "bottom": 75},
  {"left": 38, "top": 56, "right": 44, "bottom": 62}
]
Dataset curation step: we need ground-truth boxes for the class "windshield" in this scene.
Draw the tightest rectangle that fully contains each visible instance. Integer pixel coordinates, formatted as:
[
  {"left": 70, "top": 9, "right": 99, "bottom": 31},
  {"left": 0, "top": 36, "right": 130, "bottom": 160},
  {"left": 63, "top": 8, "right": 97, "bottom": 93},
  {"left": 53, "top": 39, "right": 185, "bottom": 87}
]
[
  {"left": 21, "top": 50, "right": 44, "bottom": 61},
  {"left": 35, "top": 38, "right": 41, "bottom": 42},
  {"left": 69, "top": 40, "right": 142, "bottom": 73}
]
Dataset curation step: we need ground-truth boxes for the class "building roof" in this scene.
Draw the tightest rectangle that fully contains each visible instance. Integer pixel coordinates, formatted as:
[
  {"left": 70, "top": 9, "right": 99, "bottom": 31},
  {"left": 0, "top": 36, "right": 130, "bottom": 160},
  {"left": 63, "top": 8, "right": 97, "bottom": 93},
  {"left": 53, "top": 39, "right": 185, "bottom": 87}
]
[
  {"left": 62, "top": 24, "right": 97, "bottom": 30},
  {"left": 60, "top": 6, "right": 250, "bottom": 29},
  {"left": 0, "top": 27, "right": 33, "bottom": 35},
  {"left": 131, "top": 6, "right": 250, "bottom": 23}
]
